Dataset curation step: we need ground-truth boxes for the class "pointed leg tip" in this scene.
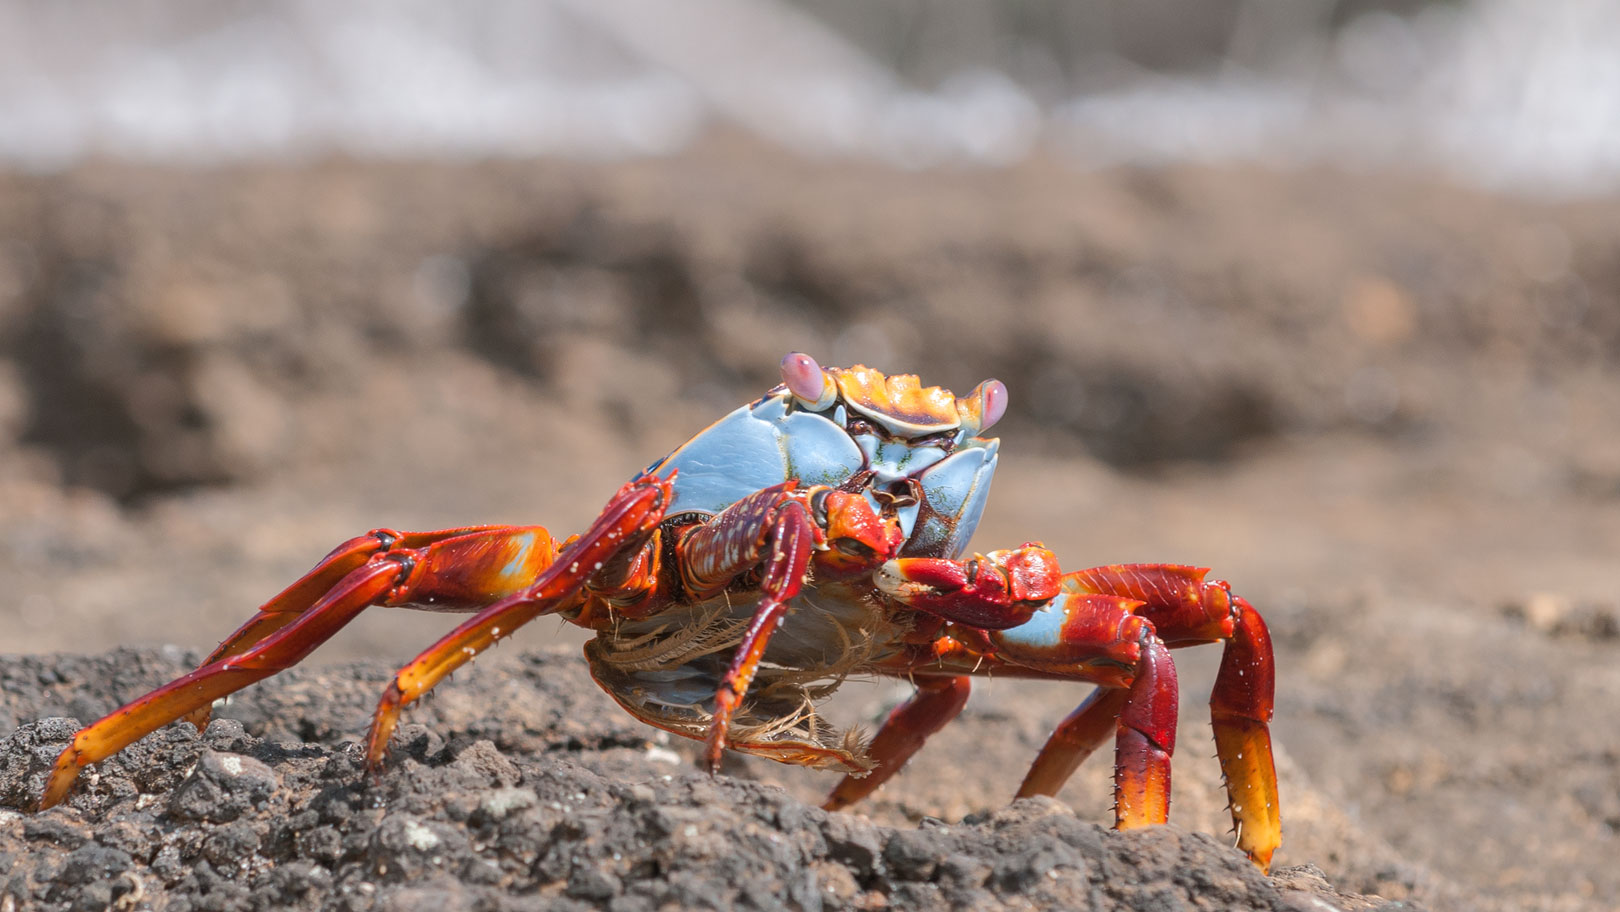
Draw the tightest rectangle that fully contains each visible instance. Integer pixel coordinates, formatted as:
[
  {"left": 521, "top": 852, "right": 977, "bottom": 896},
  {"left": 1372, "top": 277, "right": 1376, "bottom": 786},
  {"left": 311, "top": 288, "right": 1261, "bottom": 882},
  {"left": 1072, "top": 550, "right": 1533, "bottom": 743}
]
[
  {"left": 823, "top": 788, "right": 866, "bottom": 813},
  {"left": 699, "top": 725, "right": 731, "bottom": 776},
  {"left": 362, "top": 738, "right": 390, "bottom": 778},
  {"left": 1243, "top": 835, "right": 1279, "bottom": 873},
  {"left": 361, "top": 737, "right": 388, "bottom": 779},
  {"left": 821, "top": 784, "right": 854, "bottom": 812},
  {"left": 37, "top": 763, "right": 78, "bottom": 812}
]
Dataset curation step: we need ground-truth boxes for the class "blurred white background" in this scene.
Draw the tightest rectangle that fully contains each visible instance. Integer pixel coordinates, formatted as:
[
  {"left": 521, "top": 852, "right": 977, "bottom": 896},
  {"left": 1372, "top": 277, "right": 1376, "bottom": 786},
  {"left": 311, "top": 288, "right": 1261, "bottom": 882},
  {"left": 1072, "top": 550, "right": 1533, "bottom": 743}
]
[{"left": 0, "top": 0, "right": 1616, "bottom": 194}]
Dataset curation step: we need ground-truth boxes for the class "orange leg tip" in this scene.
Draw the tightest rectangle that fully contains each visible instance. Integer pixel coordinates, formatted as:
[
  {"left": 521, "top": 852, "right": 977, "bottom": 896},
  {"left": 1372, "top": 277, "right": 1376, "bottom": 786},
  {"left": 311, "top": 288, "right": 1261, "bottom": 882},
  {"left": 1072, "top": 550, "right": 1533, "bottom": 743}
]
[
  {"left": 1113, "top": 731, "right": 1172, "bottom": 830},
  {"left": 1113, "top": 759, "right": 1171, "bottom": 830},
  {"left": 38, "top": 751, "right": 85, "bottom": 811},
  {"left": 364, "top": 689, "right": 405, "bottom": 773},
  {"left": 1112, "top": 777, "right": 1171, "bottom": 829},
  {"left": 701, "top": 731, "right": 726, "bottom": 773},
  {"left": 1212, "top": 719, "right": 1281, "bottom": 871}
]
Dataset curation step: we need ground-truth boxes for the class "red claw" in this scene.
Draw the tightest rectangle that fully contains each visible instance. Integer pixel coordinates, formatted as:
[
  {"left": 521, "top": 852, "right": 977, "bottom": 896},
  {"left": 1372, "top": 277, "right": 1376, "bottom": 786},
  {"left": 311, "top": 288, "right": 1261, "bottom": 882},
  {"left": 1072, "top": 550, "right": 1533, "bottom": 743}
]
[{"left": 878, "top": 544, "right": 1062, "bottom": 629}]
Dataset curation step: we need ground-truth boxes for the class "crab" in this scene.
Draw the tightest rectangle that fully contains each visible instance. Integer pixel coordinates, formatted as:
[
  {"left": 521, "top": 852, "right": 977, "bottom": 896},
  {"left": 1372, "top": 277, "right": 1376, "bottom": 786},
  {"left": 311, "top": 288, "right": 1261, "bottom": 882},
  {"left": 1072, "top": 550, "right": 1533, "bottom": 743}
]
[{"left": 34, "top": 353, "right": 1280, "bottom": 870}]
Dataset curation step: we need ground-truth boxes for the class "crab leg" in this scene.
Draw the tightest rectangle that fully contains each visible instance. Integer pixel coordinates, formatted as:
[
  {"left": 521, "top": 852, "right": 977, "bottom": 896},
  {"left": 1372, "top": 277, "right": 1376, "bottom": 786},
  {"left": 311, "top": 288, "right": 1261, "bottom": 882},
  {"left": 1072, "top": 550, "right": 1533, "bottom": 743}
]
[
  {"left": 1208, "top": 596, "right": 1279, "bottom": 871},
  {"left": 822, "top": 675, "right": 972, "bottom": 811},
  {"left": 984, "top": 594, "right": 1180, "bottom": 831},
  {"left": 364, "top": 475, "right": 671, "bottom": 769},
  {"left": 1067, "top": 565, "right": 1280, "bottom": 870},
  {"left": 179, "top": 526, "right": 557, "bottom": 730},
  {"left": 1012, "top": 685, "right": 1129, "bottom": 799},
  {"left": 1104, "top": 633, "right": 1177, "bottom": 827},
  {"left": 38, "top": 524, "right": 560, "bottom": 810},
  {"left": 673, "top": 484, "right": 821, "bottom": 771}
]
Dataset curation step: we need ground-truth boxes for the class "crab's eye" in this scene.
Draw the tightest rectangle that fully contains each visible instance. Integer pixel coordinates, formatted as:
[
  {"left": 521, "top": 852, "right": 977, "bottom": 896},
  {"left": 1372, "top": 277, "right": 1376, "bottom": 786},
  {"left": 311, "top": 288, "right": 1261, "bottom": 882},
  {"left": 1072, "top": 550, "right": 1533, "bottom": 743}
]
[
  {"left": 781, "top": 352, "right": 838, "bottom": 410},
  {"left": 958, "top": 378, "right": 1008, "bottom": 435},
  {"left": 980, "top": 380, "right": 1008, "bottom": 431}
]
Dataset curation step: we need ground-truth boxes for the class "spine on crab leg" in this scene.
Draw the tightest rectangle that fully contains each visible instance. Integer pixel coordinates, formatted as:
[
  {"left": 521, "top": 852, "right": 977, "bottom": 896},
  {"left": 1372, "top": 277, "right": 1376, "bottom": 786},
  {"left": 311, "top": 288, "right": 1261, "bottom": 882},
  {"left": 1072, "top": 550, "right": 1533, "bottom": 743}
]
[
  {"left": 823, "top": 675, "right": 972, "bottom": 811},
  {"left": 37, "top": 523, "right": 566, "bottom": 811},
  {"left": 364, "top": 474, "right": 671, "bottom": 771}
]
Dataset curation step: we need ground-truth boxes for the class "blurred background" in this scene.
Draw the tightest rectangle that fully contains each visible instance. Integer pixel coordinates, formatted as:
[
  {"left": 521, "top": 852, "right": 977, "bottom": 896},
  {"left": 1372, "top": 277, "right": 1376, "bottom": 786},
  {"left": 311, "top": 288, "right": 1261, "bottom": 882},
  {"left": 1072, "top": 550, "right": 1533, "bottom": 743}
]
[{"left": 2, "top": 2, "right": 1618, "bottom": 909}]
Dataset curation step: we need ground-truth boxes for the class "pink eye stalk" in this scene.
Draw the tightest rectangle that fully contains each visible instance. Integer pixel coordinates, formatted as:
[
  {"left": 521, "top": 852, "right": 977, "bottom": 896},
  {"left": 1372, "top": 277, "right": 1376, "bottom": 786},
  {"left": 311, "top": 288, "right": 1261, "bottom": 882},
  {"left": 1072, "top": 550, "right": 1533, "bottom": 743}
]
[
  {"left": 781, "top": 352, "right": 837, "bottom": 409},
  {"left": 979, "top": 379, "right": 1008, "bottom": 432},
  {"left": 958, "top": 378, "right": 1007, "bottom": 434}
]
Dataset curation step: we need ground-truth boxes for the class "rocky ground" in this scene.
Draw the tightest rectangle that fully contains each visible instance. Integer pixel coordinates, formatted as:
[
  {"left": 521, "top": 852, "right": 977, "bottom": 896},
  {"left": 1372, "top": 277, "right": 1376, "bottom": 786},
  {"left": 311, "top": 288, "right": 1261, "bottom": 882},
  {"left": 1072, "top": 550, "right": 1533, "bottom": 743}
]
[
  {"left": 0, "top": 648, "right": 1390, "bottom": 912},
  {"left": 2, "top": 138, "right": 1619, "bottom": 910}
]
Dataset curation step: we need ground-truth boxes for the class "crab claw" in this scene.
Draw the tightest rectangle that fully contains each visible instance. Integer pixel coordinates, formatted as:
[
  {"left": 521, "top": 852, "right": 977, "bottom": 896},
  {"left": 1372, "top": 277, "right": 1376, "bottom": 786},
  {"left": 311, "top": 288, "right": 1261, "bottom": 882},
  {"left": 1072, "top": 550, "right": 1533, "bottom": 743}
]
[{"left": 877, "top": 544, "right": 1061, "bottom": 629}]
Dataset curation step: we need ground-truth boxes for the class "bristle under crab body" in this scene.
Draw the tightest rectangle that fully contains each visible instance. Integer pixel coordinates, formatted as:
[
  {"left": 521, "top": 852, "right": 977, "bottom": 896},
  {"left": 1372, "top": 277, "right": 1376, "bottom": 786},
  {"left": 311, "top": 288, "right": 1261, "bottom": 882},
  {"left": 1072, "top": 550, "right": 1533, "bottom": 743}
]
[{"left": 585, "top": 579, "right": 905, "bottom": 773}]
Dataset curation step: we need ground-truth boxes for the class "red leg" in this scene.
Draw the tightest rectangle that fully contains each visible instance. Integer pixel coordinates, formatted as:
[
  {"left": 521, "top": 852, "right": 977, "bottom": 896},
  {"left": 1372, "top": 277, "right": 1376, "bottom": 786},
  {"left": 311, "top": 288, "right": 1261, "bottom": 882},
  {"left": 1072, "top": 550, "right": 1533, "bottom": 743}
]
[
  {"left": 675, "top": 485, "right": 821, "bottom": 770},
  {"left": 1209, "top": 596, "right": 1279, "bottom": 870},
  {"left": 1002, "top": 614, "right": 1178, "bottom": 830},
  {"left": 1014, "top": 685, "right": 1128, "bottom": 799},
  {"left": 364, "top": 476, "right": 671, "bottom": 769},
  {"left": 38, "top": 524, "right": 560, "bottom": 810},
  {"left": 822, "top": 675, "right": 971, "bottom": 811},
  {"left": 180, "top": 526, "right": 556, "bottom": 729},
  {"left": 1111, "top": 632, "right": 1177, "bottom": 828},
  {"left": 1067, "top": 565, "right": 1280, "bottom": 869}
]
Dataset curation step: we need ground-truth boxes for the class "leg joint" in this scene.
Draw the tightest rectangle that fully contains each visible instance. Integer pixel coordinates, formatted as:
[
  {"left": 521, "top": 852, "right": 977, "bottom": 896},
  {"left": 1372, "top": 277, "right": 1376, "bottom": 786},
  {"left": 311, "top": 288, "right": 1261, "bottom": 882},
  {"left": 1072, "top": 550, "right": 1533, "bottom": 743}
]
[{"left": 383, "top": 552, "right": 418, "bottom": 600}]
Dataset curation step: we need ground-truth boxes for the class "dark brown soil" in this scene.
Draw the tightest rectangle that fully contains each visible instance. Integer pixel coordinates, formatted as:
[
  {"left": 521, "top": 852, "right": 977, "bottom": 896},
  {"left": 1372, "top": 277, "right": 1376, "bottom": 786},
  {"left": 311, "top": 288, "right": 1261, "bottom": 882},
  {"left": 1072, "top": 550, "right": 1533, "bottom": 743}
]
[{"left": 2, "top": 136, "right": 1618, "bottom": 910}]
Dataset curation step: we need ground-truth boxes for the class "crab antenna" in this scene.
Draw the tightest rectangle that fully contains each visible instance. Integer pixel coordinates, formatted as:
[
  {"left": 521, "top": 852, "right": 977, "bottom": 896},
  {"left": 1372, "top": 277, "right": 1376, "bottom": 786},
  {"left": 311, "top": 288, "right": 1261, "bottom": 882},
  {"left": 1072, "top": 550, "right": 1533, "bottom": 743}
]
[{"left": 781, "top": 352, "right": 838, "bottom": 410}]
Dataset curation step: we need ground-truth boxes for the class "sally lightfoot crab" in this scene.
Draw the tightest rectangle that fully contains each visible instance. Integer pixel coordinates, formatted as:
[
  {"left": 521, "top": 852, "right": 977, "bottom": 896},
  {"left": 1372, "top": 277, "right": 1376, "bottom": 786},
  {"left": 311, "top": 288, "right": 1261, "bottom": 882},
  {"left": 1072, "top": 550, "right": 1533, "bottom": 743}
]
[{"left": 35, "top": 353, "right": 1281, "bottom": 870}]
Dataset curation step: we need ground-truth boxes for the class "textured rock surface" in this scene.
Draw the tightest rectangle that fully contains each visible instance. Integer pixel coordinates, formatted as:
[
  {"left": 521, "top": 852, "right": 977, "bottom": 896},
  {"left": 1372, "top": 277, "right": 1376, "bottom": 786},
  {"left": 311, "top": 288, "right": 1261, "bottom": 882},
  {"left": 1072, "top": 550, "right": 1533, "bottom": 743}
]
[{"left": 1, "top": 648, "right": 1393, "bottom": 912}]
